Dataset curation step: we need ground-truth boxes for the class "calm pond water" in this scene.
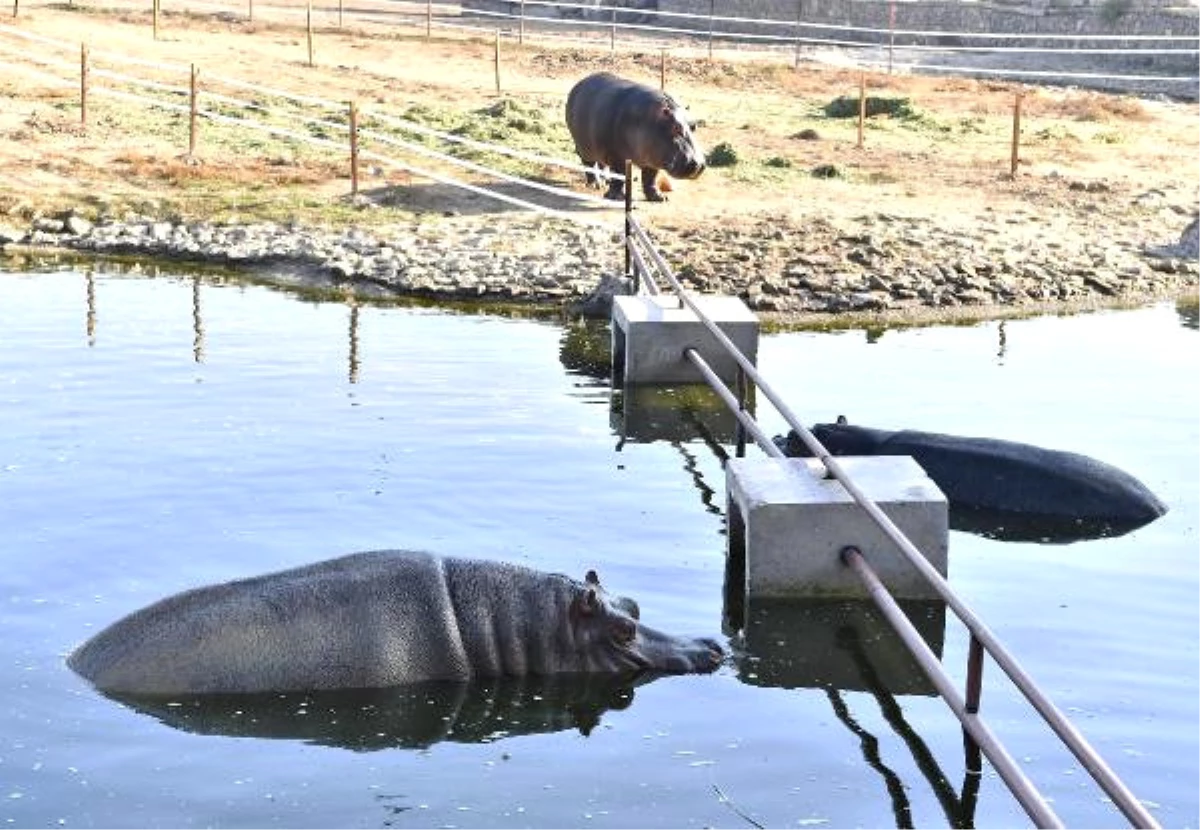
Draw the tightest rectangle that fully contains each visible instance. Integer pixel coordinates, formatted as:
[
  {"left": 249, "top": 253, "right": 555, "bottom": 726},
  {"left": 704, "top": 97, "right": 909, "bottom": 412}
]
[{"left": 1, "top": 263, "right": 1196, "bottom": 829}]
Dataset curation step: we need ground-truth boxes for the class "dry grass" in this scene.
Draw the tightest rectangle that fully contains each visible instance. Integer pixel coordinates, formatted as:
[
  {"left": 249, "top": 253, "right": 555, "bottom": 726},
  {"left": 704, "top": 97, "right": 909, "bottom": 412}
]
[{"left": 0, "top": 0, "right": 1195, "bottom": 242}]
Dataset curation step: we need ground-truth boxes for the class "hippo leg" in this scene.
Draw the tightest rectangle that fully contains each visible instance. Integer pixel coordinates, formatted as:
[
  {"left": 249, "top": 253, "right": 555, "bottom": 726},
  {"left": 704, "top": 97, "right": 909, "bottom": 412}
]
[
  {"left": 581, "top": 160, "right": 604, "bottom": 190},
  {"left": 603, "top": 177, "right": 626, "bottom": 201},
  {"left": 640, "top": 167, "right": 666, "bottom": 202}
]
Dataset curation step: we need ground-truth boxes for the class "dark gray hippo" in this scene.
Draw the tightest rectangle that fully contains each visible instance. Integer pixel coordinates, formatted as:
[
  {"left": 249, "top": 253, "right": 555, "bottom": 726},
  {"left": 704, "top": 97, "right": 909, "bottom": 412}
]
[
  {"left": 68, "top": 551, "right": 724, "bottom": 695},
  {"left": 565, "top": 71, "right": 705, "bottom": 202},
  {"left": 776, "top": 417, "right": 1167, "bottom": 543}
]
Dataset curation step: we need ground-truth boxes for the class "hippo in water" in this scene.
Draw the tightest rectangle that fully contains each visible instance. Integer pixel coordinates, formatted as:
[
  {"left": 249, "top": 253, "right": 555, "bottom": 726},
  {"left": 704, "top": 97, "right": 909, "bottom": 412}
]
[
  {"left": 68, "top": 551, "right": 724, "bottom": 695},
  {"left": 565, "top": 71, "right": 705, "bottom": 202},
  {"left": 776, "top": 417, "right": 1167, "bottom": 542}
]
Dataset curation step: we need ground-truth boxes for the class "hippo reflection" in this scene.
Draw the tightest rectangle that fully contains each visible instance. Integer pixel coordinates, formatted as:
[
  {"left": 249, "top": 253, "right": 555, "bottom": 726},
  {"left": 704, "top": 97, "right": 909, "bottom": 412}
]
[
  {"left": 69, "top": 551, "right": 724, "bottom": 695},
  {"left": 776, "top": 417, "right": 1167, "bottom": 543},
  {"left": 102, "top": 674, "right": 650, "bottom": 751}
]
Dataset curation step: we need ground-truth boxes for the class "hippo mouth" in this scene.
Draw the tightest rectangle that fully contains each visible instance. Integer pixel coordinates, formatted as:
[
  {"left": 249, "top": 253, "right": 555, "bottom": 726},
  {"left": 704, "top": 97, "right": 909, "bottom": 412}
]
[
  {"left": 624, "top": 634, "right": 724, "bottom": 675},
  {"left": 666, "top": 151, "right": 706, "bottom": 181}
]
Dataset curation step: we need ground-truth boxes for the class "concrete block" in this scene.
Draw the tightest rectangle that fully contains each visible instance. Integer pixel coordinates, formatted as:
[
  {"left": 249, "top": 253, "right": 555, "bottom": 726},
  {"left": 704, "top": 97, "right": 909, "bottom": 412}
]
[
  {"left": 726, "top": 456, "right": 948, "bottom": 602},
  {"left": 611, "top": 294, "right": 758, "bottom": 385}
]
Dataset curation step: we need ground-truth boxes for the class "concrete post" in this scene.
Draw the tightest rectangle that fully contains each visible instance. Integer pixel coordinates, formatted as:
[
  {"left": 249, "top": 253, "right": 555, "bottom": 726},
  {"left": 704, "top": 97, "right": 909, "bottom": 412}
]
[
  {"left": 726, "top": 456, "right": 948, "bottom": 604},
  {"left": 611, "top": 294, "right": 758, "bottom": 386}
]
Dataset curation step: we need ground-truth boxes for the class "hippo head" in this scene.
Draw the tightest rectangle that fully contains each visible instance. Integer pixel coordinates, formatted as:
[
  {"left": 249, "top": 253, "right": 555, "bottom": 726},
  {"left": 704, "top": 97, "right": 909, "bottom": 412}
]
[
  {"left": 648, "top": 96, "right": 706, "bottom": 181},
  {"left": 569, "top": 570, "right": 723, "bottom": 675}
]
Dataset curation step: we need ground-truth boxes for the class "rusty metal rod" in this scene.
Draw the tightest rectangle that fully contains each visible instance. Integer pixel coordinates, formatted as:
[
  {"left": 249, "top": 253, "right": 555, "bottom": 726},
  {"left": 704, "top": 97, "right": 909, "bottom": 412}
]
[{"left": 842, "top": 547, "right": 1064, "bottom": 830}]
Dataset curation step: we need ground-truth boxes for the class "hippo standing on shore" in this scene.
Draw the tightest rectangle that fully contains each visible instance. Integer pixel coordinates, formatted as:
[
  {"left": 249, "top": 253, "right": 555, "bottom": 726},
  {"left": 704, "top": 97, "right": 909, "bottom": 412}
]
[
  {"left": 68, "top": 551, "right": 724, "bottom": 695},
  {"left": 565, "top": 71, "right": 706, "bottom": 202}
]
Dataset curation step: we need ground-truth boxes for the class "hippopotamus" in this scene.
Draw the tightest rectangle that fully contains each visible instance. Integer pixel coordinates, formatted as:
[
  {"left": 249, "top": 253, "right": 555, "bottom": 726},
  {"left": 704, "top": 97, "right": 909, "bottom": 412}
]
[
  {"left": 565, "top": 71, "right": 705, "bottom": 202},
  {"left": 776, "top": 417, "right": 1167, "bottom": 542},
  {"left": 68, "top": 551, "right": 724, "bottom": 695}
]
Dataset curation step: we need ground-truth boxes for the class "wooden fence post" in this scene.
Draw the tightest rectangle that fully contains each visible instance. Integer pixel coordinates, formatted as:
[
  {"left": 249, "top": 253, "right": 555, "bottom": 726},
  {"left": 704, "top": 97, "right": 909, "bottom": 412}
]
[
  {"left": 609, "top": 6, "right": 616, "bottom": 55},
  {"left": 857, "top": 72, "right": 866, "bottom": 149},
  {"left": 1010, "top": 91, "right": 1023, "bottom": 177},
  {"left": 338, "top": 0, "right": 343, "bottom": 27},
  {"left": 660, "top": 48, "right": 665, "bottom": 90},
  {"left": 518, "top": 0, "right": 524, "bottom": 45},
  {"left": 349, "top": 101, "right": 359, "bottom": 196},
  {"left": 80, "top": 43, "right": 89, "bottom": 127},
  {"left": 153, "top": 0, "right": 160, "bottom": 40},
  {"left": 494, "top": 29, "right": 501, "bottom": 94},
  {"left": 248, "top": 0, "right": 252, "bottom": 23},
  {"left": 12, "top": 0, "right": 18, "bottom": 19},
  {"left": 426, "top": 0, "right": 431, "bottom": 38},
  {"left": 306, "top": 1, "right": 314, "bottom": 67},
  {"left": 188, "top": 63, "right": 199, "bottom": 157}
]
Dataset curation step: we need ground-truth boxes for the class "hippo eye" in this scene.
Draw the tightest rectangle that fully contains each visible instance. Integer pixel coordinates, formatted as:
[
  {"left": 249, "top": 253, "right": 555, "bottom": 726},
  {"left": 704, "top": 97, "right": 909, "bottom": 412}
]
[{"left": 612, "top": 618, "right": 636, "bottom": 645}]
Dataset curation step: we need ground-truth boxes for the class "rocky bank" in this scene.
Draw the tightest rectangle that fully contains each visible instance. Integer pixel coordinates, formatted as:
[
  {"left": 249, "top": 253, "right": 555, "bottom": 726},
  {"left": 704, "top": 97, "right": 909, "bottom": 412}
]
[{"left": 1, "top": 205, "right": 1196, "bottom": 322}]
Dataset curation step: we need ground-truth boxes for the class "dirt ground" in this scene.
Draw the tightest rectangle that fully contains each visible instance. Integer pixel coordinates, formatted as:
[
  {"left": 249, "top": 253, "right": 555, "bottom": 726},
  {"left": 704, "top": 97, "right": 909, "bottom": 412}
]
[{"left": 1, "top": 0, "right": 1198, "bottom": 291}]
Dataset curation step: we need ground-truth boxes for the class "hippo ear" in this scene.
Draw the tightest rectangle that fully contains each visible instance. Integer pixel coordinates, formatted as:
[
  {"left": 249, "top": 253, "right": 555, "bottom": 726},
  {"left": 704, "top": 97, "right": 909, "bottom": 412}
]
[
  {"left": 585, "top": 569, "right": 601, "bottom": 587},
  {"left": 577, "top": 587, "right": 601, "bottom": 617},
  {"left": 836, "top": 414, "right": 849, "bottom": 425}
]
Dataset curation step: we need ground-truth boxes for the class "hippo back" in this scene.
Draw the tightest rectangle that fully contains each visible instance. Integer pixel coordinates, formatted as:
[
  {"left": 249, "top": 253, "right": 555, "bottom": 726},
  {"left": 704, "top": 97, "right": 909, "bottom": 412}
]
[{"left": 68, "top": 551, "right": 472, "bottom": 694}]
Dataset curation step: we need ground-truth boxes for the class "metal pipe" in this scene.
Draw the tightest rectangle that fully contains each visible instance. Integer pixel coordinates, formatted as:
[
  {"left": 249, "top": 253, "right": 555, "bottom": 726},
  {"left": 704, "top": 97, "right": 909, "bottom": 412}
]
[
  {"left": 842, "top": 547, "right": 1065, "bottom": 830},
  {"left": 626, "top": 214, "right": 1161, "bottom": 829},
  {"left": 625, "top": 239, "right": 659, "bottom": 295},
  {"left": 684, "top": 349, "right": 780, "bottom": 458}
]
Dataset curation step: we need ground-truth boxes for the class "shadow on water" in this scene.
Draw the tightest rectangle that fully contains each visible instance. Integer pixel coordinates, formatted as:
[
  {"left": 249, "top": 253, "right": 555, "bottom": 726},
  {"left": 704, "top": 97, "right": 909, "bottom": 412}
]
[{"left": 101, "top": 673, "right": 651, "bottom": 752}]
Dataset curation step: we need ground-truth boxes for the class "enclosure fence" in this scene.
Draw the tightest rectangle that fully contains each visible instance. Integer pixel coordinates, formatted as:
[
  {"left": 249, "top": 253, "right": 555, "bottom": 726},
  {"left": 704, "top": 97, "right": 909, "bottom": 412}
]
[
  {"left": 622, "top": 190, "right": 1162, "bottom": 830},
  {"left": 0, "top": 21, "right": 631, "bottom": 225},
  {"left": 8, "top": 0, "right": 1197, "bottom": 89}
]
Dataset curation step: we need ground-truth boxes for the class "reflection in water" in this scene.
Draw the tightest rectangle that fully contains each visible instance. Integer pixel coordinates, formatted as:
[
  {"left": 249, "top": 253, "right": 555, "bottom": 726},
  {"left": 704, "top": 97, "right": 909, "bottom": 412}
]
[
  {"left": 102, "top": 673, "right": 651, "bottom": 752},
  {"left": 837, "top": 625, "right": 981, "bottom": 829},
  {"left": 673, "top": 440, "right": 722, "bottom": 516},
  {"left": 347, "top": 299, "right": 360, "bottom": 384},
  {"left": 731, "top": 598, "right": 945, "bottom": 695},
  {"left": 85, "top": 270, "right": 96, "bottom": 346},
  {"left": 996, "top": 320, "right": 1007, "bottom": 362},
  {"left": 612, "top": 384, "right": 753, "bottom": 446},
  {"left": 733, "top": 598, "right": 979, "bottom": 829},
  {"left": 558, "top": 317, "right": 612, "bottom": 379},
  {"left": 1177, "top": 297, "right": 1199, "bottom": 330},
  {"left": 192, "top": 276, "right": 205, "bottom": 363}
]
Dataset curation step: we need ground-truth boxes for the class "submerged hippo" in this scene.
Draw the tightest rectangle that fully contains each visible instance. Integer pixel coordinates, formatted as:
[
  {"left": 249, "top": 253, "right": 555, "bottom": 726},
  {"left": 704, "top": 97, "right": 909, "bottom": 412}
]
[
  {"left": 68, "top": 551, "right": 723, "bottom": 695},
  {"left": 776, "top": 417, "right": 1167, "bottom": 541},
  {"left": 565, "top": 71, "right": 705, "bottom": 202}
]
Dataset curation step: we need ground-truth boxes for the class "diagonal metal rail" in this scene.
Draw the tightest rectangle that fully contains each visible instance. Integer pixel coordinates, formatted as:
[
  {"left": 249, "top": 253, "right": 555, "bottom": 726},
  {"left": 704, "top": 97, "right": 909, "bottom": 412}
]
[{"left": 623, "top": 210, "right": 1161, "bottom": 830}]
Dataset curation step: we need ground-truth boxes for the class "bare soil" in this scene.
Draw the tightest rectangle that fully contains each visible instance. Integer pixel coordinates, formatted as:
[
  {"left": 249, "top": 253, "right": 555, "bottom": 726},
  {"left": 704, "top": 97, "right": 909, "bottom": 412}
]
[{"left": 1, "top": 0, "right": 1197, "bottom": 319}]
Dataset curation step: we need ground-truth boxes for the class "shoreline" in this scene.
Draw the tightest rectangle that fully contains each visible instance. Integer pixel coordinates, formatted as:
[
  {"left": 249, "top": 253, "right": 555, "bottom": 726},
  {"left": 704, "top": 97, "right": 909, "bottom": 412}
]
[{"left": 2, "top": 209, "right": 1197, "bottom": 327}]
